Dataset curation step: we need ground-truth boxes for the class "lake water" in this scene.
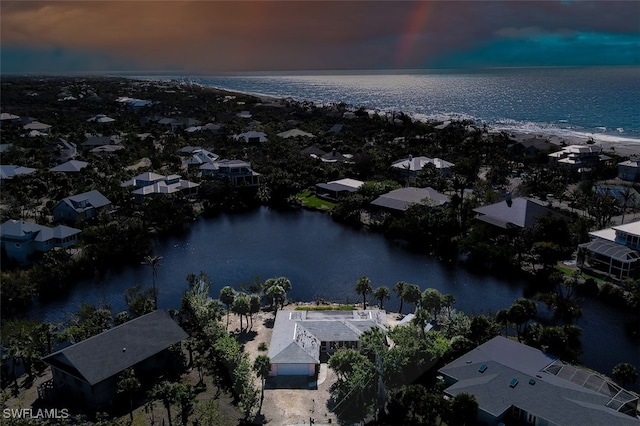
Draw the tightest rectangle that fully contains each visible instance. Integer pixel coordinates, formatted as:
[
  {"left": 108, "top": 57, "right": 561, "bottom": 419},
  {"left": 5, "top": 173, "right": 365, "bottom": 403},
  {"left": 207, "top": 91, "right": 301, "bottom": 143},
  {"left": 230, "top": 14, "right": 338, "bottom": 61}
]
[{"left": 27, "top": 207, "right": 639, "bottom": 380}]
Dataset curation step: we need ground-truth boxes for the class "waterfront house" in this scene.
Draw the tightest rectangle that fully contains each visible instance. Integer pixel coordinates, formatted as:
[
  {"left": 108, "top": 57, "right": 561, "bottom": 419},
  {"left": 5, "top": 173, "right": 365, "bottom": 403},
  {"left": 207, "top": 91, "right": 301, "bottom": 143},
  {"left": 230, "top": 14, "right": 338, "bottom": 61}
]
[
  {"left": 618, "top": 158, "right": 640, "bottom": 182},
  {"left": 548, "top": 144, "right": 603, "bottom": 171},
  {"left": 201, "top": 159, "right": 261, "bottom": 186},
  {"left": 391, "top": 155, "right": 455, "bottom": 177},
  {"left": 315, "top": 178, "right": 364, "bottom": 200},
  {"left": 41, "top": 310, "right": 188, "bottom": 409},
  {"left": 52, "top": 190, "right": 112, "bottom": 223},
  {"left": 438, "top": 336, "right": 639, "bottom": 426},
  {"left": 0, "top": 219, "right": 80, "bottom": 263},
  {"left": 578, "top": 221, "right": 640, "bottom": 280},
  {"left": 473, "top": 197, "right": 556, "bottom": 230},
  {"left": 0, "top": 165, "right": 37, "bottom": 185},
  {"left": 50, "top": 160, "right": 89, "bottom": 174},
  {"left": 121, "top": 172, "right": 199, "bottom": 201},
  {"left": 371, "top": 187, "right": 450, "bottom": 213},
  {"left": 268, "top": 310, "right": 386, "bottom": 377}
]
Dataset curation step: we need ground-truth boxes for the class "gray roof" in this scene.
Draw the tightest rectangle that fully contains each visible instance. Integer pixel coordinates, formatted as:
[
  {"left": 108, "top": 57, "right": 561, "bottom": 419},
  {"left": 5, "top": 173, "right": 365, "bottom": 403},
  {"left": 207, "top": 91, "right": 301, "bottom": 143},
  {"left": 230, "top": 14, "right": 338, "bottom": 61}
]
[
  {"left": 371, "top": 187, "right": 450, "bottom": 211},
  {"left": 268, "top": 310, "right": 386, "bottom": 365},
  {"left": 42, "top": 310, "right": 187, "bottom": 386},
  {"left": 316, "top": 182, "right": 358, "bottom": 194},
  {"left": 50, "top": 160, "right": 88, "bottom": 173},
  {"left": 82, "top": 135, "right": 121, "bottom": 147},
  {"left": 0, "top": 165, "right": 37, "bottom": 180},
  {"left": 439, "top": 337, "right": 640, "bottom": 426},
  {"left": 301, "top": 145, "right": 328, "bottom": 157},
  {"left": 0, "top": 219, "right": 80, "bottom": 241},
  {"left": 579, "top": 239, "right": 640, "bottom": 262},
  {"left": 60, "top": 190, "right": 111, "bottom": 210},
  {"left": 473, "top": 197, "right": 555, "bottom": 229}
]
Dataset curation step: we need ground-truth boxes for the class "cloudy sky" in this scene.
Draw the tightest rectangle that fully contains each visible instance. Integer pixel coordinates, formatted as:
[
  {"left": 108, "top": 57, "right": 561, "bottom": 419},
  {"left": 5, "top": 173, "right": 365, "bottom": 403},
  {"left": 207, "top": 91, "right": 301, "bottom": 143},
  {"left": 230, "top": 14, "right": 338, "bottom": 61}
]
[{"left": 1, "top": 1, "right": 639, "bottom": 74}]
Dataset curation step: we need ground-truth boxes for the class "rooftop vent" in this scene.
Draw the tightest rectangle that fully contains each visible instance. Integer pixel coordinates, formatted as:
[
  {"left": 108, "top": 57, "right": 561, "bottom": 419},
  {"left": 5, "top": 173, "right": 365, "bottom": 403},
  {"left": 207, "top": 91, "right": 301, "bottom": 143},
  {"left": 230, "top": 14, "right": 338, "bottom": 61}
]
[
  {"left": 510, "top": 378, "right": 519, "bottom": 388},
  {"left": 529, "top": 378, "right": 536, "bottom": 385},
  {"left": 479, "top": 364, "right": 488, "bottom": 373}
]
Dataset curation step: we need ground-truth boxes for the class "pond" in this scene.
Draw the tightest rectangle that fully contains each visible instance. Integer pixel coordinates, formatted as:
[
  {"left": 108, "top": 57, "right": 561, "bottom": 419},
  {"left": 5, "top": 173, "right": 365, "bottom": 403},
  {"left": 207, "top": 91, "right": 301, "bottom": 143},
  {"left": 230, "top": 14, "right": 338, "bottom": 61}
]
[{"left": 27, "top": 207, "right": 639, "bottom": 380}]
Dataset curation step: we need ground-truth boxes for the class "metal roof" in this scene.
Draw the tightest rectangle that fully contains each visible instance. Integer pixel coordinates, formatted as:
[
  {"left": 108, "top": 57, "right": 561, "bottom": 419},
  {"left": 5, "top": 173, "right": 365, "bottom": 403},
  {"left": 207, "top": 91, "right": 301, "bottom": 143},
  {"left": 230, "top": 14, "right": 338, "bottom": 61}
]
[{"left": 580, "top": 239, "right": 640, "bottom": 262}]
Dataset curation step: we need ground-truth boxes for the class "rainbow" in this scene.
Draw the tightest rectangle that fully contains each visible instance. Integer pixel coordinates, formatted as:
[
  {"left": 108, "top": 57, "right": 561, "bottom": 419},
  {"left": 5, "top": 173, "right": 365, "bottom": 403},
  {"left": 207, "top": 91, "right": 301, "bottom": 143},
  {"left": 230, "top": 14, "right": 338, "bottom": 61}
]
[{"left": 394, "top": 1, "right": 435, "bottom": 69}]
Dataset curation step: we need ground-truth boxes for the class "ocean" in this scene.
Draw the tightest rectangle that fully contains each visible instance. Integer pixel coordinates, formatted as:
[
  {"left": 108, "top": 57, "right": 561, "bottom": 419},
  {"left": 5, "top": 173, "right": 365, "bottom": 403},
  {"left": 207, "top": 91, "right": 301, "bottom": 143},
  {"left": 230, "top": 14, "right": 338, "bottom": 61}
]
[{"left": 133, "top": 66, "right": 640, "bottom": 144}]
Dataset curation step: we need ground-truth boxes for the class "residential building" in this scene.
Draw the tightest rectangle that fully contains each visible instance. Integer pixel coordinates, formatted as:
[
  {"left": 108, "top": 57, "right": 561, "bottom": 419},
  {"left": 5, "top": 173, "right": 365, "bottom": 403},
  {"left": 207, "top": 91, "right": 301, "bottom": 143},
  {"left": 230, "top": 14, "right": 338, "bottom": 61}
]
[
  {"left": 201, "top": 159, "right": 260, "bottom": 187},
  {"left": 316, "top": 178, "right": 364, "bottom": 200},
  {"left": 473, "top": 197, "right": 557, "bottom": 230},
  {"left": 82, "top": 135, "right": 122, "bottom": 148},
  {"left": 392, "top": 155, "right": 455, "bottom": 177},
  {"left": 121, "top": 172, "right": 199, "bottom": 201},
  {"left": 618, "top": 158, "right": 640, "bottom": 182},
  {"left": 186, "top": 149, "right": 220, "bottom": 171},
  {"left": 439, "top": 336, "right": 639, "bottom": 426},
  {"left": 41, "top": 310, "right": 188, "bottom": 408},
  {"left": 268, "top": 310, "right": 387, "bottom": 377},
  {"left": 90, "top": 145, "right": 124, "bottom": 157},
  {"left": 579, "top": 221, "right": 640, "bottom": 280},
  {"left": 0, "top": 220, "right": 80, "bottom": 263},
  {"left": 22, "top": 121, "right": 51, "bottom": 133},
  {"left": 86, "top": 114, "right": 115, "bottom": 123},
  {"left": 277, "top": 129, "right": 316, "bottom": 139},
  {"left": 50, "top": 160, "right": 89, "bottom": 174},
  {"left": 233, "top": 131, "right": 268, "bottom": 143},
  {"left": 49, "top": 138, "right": 77, "bottom": 162},
  {"left": 371, "top": 187, "right": 450, "bottom": 213},
  {"left": 548, "top": 144, "right": 604, "bottom": 171},
  {"left": 321, "top": 150, "right": 350, "bottom": 163},
  {"left": 53, "top": 190, "right": 112, "bottom": 223},
  {"left": 301, "top": 145, "right": 328, "bottom": 159},
  {"left": 0, "top": 165, "right": 36, "bottom": 185}
]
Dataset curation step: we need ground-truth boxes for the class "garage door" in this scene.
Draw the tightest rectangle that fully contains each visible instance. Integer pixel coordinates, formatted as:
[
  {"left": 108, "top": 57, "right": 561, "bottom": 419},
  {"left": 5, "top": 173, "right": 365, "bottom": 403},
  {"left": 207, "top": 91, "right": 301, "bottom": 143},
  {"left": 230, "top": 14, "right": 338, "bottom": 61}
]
[{"left": 276, "top": 363, "right": 311, "bottom": 376}]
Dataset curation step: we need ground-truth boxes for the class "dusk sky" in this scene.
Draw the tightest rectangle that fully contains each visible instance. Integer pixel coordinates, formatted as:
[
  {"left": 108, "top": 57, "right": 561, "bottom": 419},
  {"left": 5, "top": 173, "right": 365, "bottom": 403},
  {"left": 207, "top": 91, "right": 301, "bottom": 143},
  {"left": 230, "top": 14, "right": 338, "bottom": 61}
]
[{"left": 1, "top": 1, "right": 639, "bottom": 74}]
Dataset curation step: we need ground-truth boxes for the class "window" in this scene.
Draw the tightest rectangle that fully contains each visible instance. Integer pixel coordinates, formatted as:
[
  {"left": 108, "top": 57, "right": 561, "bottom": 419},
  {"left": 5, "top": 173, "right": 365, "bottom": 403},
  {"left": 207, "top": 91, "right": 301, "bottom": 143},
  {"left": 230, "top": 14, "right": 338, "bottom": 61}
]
[{"left": 512, "top": 406, "right": 522, "bottom": 419}]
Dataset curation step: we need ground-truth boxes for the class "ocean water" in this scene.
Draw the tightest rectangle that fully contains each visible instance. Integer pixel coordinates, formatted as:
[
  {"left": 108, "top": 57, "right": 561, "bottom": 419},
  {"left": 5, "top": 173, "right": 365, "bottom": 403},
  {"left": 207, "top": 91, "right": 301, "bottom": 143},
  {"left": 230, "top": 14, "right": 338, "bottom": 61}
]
[{"left": 138, "top": 67, "right": 640, "bottom": 143}]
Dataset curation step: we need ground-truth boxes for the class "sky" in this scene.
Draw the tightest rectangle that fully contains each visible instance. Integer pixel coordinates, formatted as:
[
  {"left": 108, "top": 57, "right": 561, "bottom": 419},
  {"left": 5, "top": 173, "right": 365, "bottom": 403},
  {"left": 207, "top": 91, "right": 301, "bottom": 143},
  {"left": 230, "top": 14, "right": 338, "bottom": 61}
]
[{"left": 1, "top": 1, "right": 639, "bottom": 74}]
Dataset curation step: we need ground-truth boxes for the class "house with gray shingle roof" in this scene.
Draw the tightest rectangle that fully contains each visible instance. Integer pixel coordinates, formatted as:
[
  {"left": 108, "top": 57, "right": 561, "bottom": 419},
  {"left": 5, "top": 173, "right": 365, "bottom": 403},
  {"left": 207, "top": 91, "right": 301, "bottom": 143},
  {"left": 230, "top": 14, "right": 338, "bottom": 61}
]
[
  {"left": 439, "top": 336, "right": 639, "bottom": 426},
  {"left": 268, "top": 310, "right": 386, "bottom": 377},
  {"left": 392, "top": 155, "right": 455, "bottom": 177},
  {"left": 0, "top": 165, "right": 37, "bottom": 185},
  {"left": 50, "top": 160, "right": 89, "bottom": 174},
  {"left": 473, "top": 197, "right": 557, "bottom": 230},
  {"left": 371, "top": 187, "right": 450, "bottom": 213},
  {"left": 41, "top": 310, "right": 188, "bottom": 408},
  {"left": 53, "top": 190, "right": 112, "bottom": 223},
  {"left": 0, "top": 219, "right": 80, "bottom": 263}
]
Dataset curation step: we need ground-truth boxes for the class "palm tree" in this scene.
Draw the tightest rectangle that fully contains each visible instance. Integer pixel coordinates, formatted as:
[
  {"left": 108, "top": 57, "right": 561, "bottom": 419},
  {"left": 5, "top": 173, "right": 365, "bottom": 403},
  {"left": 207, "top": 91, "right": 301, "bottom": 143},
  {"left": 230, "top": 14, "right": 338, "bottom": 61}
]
[
  {"left": 402, "top": 284, "right": 422, "bottom": 312},
  {"left": 253, "top": 354, "right": 271, "bottom": 413},
  {"left": 232, "top": 293, "right": 251, "bottom": 331},
  {"left": 142, "top": 255, "right": 162, "bottom": 309},
  {"left": 413, "top": 308, "right": 430, "bottom": 337},
  {"left": 393, "top": 281, "right": 407, "bottom": 313},
  {"left": 219, "top": 286, "right": 235, "bottom": 330},
  {"left": 265, "top": 285, "right": 285, "bottom": 317},
  {"left": 612, "top": 362, "right": 638, "bottom": 387},
  {"left": 373, "top": 286, "right": 391, "bottom": 310},
  {"left": 355, "top": 276, "right": 373, "bottom": 309},
  {"left": 151, "top": 381, "right": 179, "bottom": 426},
  {"left": 117, "top": 368, "right": 141, "bottom": 422}
]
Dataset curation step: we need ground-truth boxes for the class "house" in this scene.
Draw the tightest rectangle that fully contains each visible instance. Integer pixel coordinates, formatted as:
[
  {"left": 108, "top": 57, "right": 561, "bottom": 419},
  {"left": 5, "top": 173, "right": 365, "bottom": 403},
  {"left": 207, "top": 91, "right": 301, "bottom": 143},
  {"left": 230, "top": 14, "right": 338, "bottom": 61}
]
[
  {"left": 548, "top": 144, "right": 603, "bottom": 170},
  {"left": 22, "top": 121, "right": 51, "bottom": 133},
  {"left": 203, "top": 160, "right": 260, "bottom": 186},
  {"left": 579, "top": 221, "right": 640, "bottom": 280},
  {"left": 121, "top": 172, "right": 199, "bottom": 201},
  {"left": 618, "top": 158, "right": 640, "bottom": 182},
  {"left": 41, "top": 310, "right": 188, "bottom": 408},
  {"left": 391, "top": 155, "right": 455, "bottom": 177},
  {"left": 82, "top": 135, "right": 122, "bottom": 148},
  {"left": 186, "top": 149, "right": 220, "bottom": 171},
  {"left": 0, "top": 220, "right": 80, "bottom": 263},
  {"left": 158, "top": 117, "right": 201, "bottom": 132},
  {"left": 301, "top": 145, "right": 328, "bottom": 159},
  {"left": 0, "top": 165, "right": 37, "bottom": 184},
  {"left": 473, "top": 197, "right": 557, "bottom": 230},
  {"left": 328, "top": 123, "right": 344, "bottom": 134},
  {"left": 316, "top": 178, "right": 364, "bottom": 200},
  {"left": 438, "top": 336, "right": 639, "bottom": 426},
  {"left": 50, "top": 160, "right": 89, "bottom": 174},
  {"left": 321, "top": 150, "right": 350, "bottom": 163},
  {"left": 233, "top": 131, "right": 268, "bottom": 144},
  {"left": 48, "top": 138, "right": 77, "bottom": 162},
  {"left": 90, "top": 145, "right": 125, "bottom": 157},
  {"left": 277, "top": 129, "right": 316, "bottom": 139},
  {"left": 268, "top": 310, "right": 386, "bottom": 377},
  {"left": 371, "top": 187, "right": 450, "bottom": 213},
  {"left": 53, "top": 190, "right": 112, "bottom": 223},
  {"left": 0, "top": 112, "right": 20, "bottom": 123},
  {"left": 87, "top": 114, "right": 115, "bottom": 123}
]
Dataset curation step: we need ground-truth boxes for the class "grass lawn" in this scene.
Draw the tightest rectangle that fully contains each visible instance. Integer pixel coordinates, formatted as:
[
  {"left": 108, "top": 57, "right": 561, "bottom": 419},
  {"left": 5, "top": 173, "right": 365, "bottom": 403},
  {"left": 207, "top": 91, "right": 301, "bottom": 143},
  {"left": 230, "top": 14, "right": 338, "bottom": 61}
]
[{"left": 297, "top": 190, "right": 336, "bottom": 211}]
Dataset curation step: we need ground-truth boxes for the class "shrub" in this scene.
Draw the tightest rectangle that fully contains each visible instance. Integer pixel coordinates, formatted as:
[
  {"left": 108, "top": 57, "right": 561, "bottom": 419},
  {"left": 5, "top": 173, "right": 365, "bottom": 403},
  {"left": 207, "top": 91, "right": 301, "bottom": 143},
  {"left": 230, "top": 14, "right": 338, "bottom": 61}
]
[{"left": 258, "top": 342, "right": 268, "bottom": 351}]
